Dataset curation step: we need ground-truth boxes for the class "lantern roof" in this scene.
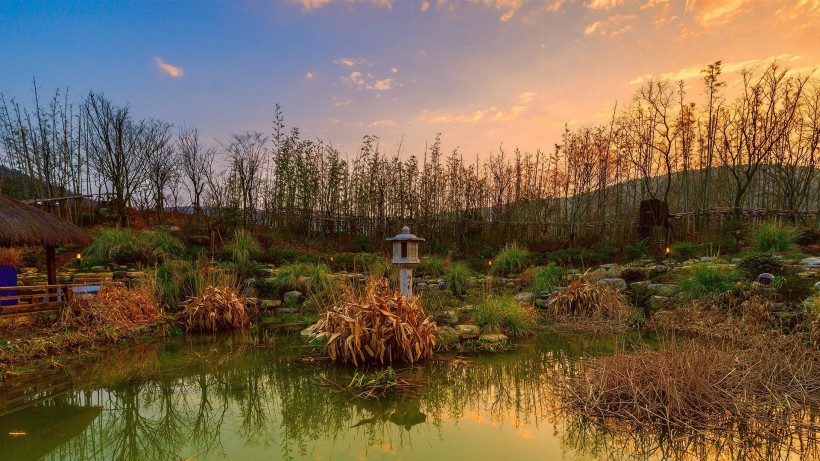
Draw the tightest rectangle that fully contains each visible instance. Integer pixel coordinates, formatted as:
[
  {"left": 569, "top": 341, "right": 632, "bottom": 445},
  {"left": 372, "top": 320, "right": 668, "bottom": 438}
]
[{"left": 386, "top": 225, "right": 425, "bottom": 242}]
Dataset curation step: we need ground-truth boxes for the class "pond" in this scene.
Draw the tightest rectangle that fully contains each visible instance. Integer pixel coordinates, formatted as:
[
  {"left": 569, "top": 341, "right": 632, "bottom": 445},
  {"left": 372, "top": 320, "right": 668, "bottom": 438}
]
[{"left": 0, "top": 328, "right": 815, "bottom": 461}]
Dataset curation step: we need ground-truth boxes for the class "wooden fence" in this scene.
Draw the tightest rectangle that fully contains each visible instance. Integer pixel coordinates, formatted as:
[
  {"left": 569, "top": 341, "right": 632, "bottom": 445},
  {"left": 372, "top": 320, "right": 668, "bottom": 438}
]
[{"left": 0, "top": 283, "right": 104, "bottom": 319}]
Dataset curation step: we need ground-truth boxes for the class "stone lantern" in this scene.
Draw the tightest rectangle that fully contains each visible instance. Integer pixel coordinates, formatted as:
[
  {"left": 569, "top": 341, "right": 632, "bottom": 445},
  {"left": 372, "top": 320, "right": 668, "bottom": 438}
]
[{"left": 386, "top": 225, "right": 424, "bottom": 299}]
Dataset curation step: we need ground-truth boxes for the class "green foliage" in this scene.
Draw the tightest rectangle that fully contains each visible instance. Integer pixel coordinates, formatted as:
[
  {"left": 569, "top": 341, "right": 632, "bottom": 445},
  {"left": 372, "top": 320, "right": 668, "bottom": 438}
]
[
  {"left": 152, "top": 259, "right": 235, "bottom": 311},
  {"left": 737, "top": 253, "right": 784, "bottom": 278},
  {"left": 353, "top": 233, "right": 375, "bottom": 252},
  {"left": 675, "top": 263, "right": 743, "bottom": 300},
  {"left": 794, "top": 228, "right": 820, "bottom": 247},
  {"left": 531, "top": 263, "right": 564, "bottom": 295},
  {"left": 626, "top": 238, "right": 650, "bottom": 260},
  {"left": 219, "top": 229, "right": 261, "bottom": 263},
  {"left": 491, "top": 244, "right": 530, "bottom": 275},
  {"left": 545, "top": 241, "right": 617, "bottom": 265},
  {"left": 474, "top": 294, "right": 536, "bottom": 338},
  {"left": 85, "top": 229, "right": 184, "bottom": 265},
  {"left": 418, "top": 256, "right": 446, "bottom": 277},
  {"left": 751, "top": 223, "right": 796, "bottom": 254},
  {"left": 266, "top": 247, "right": 318, "bottom": 265},
  {"left": 419, "top": 288, "right": 460, "bottom": 319},
  {"left": 272, "top": 262, "right": 334, "bottom": 297},
  {"left": 445, "top": 262, "right": 474, "bottom": 296},
  {"left": 670, "top": 241, "right": 711, "bottom": 260}
]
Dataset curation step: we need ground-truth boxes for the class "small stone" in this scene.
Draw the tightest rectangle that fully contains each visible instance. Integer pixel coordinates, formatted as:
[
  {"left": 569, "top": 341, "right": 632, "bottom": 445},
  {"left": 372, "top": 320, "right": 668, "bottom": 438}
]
[
  {"left": 416, "top": 283, "right": 426, "bottom": 292},
  {"left": 455, "top": 324, "right": 480, "bottom": 339},
  {"left": 258, "top": 268, "right": 274, "bottom": 277},
  {"left": 437, "top": 310, "right": 459, "bottom": 326},
  {"left": 814, "top": 281, "right": 820, "bottom": 291},
  {"left": 437, "top": 326, "right": 460, "bottom": 345},
  {"left": 261, "top": 299, "right": 281, "bottom": 309},
  {"left": 800, "top": 257, "right": 820, "bottom": 269},
  {"left": 506, "top": 281, "right": 517, "bottom": 289},
  {"left": 600, "top": 263, "right": 619, "bottom": 271},
  {"left": 597, "top": 278, "right": 627, "bottom": 291},
  {"left": 515, "top": 292, "right": 534, "bottom": 302},
  {"left": 630, "top": 280, "right": 650, "bottom": 291},
  {"left": 649, "top": 295, "right": 670, "bottom": 310},
  {"left": 90, "top": 265, "right": 108, "bottom": 272},
  {"left": 653, "top": 265, "right": 669, "bottom": 274},
  {"left": 276, "top": 307, "right": 298, "bottom": 314},
  {"left": 647, "top": 283, "right": 674, "bottom": 297},
  {"left": 479, "top": 333, "right": 508, "bottom": 344},
  {"left": 700, "top": 256, "right": 717, "bottom": 263},
  {"left": 283, "top": 291, "right": 303, "bottom": 306},
  {"left": 731, "top": 258, "right": 742, "bottom": 264}
]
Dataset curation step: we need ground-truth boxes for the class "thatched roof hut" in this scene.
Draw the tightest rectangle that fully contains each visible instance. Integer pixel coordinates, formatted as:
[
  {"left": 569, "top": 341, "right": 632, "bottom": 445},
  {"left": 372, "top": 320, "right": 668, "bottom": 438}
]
[{"left": 0, "top": 194, "right": 91, "bottom": 285}]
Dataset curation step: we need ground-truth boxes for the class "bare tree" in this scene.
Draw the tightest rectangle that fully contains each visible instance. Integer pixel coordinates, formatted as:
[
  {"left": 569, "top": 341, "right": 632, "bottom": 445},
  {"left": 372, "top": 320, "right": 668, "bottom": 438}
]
[
  {"left": 177, "top": 126, "right": 214, "bottom": 216},
  {"left": 141, "top": 119, "right": 176, "bottom": 224}
]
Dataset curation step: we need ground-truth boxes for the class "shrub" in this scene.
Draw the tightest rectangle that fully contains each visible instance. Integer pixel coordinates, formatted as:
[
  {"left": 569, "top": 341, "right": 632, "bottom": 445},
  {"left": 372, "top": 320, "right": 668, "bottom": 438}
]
[
  {"left": 419, "top": 288, "right": 460, "bottom": 319},
  {"left": 152, "top": 260, "right": 236, "bottom": 311},
  {"left": 272, "top": 262, "right": 335, "bottom": 298},
  {"left": 475, "top": 294, "right": 536, "bottom": 338},
  {"left": 179, "top": 285, "right": 251, "bottom": 332},
  {"left": 309, "top": 281, "right": 437, "bottom": 365},
  {"left": 737, "top": 253, "right": 784, "bottom": 278},
  {"left": 418, "top": 256, "right": 446, "bottom": 277},
  {"left": 547, "top": 279, "right": 632, "bottom": 325},
  {"left": 219, "top": 228, "right": 261, "bottom": 263},
  {"left": 626, "top": 238, "right": 650, "bottom": 260},
  {"left": 492, "top": 244, "right": 530, "bottom": 275},
  {"left": 59, "top": 283, "right": 162, "bottom": 329},
  {"left": 445, "top": 261, "right": 474, "bottom": 296},
  {"left": 85, "top": 229, "right": 184, "bottom": 265},
  {"left": 0, "top": 248, "right": 21, "bottom": 267},
  {"left": 531, "top": 264, "right": 564, "bottom": 296},
  {"left": 794, "top": 228, "right": 820, "bottom": 247},
  {"left": 545, "top": 241, "right": 618, "bottom": 265},
  {"left": 675, "top": 263, "right": 743, "bottom": 300},
  {"left": 670, "top": 241, "right": 710, "bottom": 260},
  {"left": 751, "top": 223, "right": 796, "bottom": 254},
  {"left": 266, "top": 247, "right": 317, "bottom": 265}
]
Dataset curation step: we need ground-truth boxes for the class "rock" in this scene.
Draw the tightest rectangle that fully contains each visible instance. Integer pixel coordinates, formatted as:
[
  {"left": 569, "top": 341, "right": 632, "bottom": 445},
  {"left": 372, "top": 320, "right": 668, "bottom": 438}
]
[
  {"left": 258, "top": 267, "right": 274, "bottom": 277},
  {"left": 416, "top": 282, "right": 426, "bottom": 292},
  {"left": 800, "top": 257, "right": 820, "bottom": 269},
  {"left": 649, "top": 296, "right": 670, "bottom": 310},
  {"left": 455, "top": 324, "right": 480, "bottom": 339},
  {"left": 700, "top": 256, "right": 717, "bottom": 263},
  {"left": 621, "top": 268, "right": 647, "bottom": 283},
  {"left": 600, "top": 263, "right": 619, "bottom": 271},
  {"left": 112, "top": 271, "right": 128, "bottom": 280},
  {"left": 261, "top": 299, "right": 281, "bottom": 309},
  {"left": 276, "top": 307, "right": 298, "bottom": 314},
  {"left": 731, "top": 258, "right": 742, "bottom": 264},
  {"left": 300, "top": 325, "right": 316, "bottom": 336},
  {"left": 597, "top": 278, "right": 627, "bottom": 291},
  {"left": 90, "top": 265, "right": 108, "bottom": 272},
  {"left": 568, "top": 269, "right": 580, "bottom": 275},
  {"left": 437, "top": 326, "right": 460, "bottom": 345},
  {"left": 535, "top": 298, "right": 549, "bottom": 309},
  {"left": 814, "top": 281, "right": 820, "bottom": 291},
  {"left": 437, "top": 310, "right": 459, "bottom": 326},
  {"left": 515, "top": 292, "right": 534, "bottom": 302},
  {"left": 479, "top": 333, "right": 508, "bottom": 344},
  {"left": 427, "top": 282, "right": 439, "bottom": 289},
  {"left": 803, "top": 298, "right": 816, "bottom": 309},
  {"left": 459, "top": 305, "right": 476, "bottom": 315},
  {"left": 506, "top": 281, "right": 517, "bottom": 289},
  {"left": 283, "top": 291, "right": 303, "bottom": 306},
  {"left": 126, "top": 271, "right": 147, "bottom": 279},
  {"left": 684, "top": 259, "right": 699, "bottom": 265},
  {"left": 646, "top": 283, "right": 674, "bottom": 297},
  {"left": 20, "top": 267, "right": 38, "bottom": 274},
  {"left": 653, "top": 265, "right": 669, "bottom": 274},
  {"left": 153, "top": 224, "right": 181, "bottom": 233},
  {"left": 630, "top": 280, "right": 650, "bottom": 291}
]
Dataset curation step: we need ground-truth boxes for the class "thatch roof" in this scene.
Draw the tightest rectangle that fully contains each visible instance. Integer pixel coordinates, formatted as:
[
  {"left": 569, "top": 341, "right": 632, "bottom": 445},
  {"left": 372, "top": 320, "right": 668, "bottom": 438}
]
[{"left": 0, "top": 195, "right": 92, "bottom": 248}]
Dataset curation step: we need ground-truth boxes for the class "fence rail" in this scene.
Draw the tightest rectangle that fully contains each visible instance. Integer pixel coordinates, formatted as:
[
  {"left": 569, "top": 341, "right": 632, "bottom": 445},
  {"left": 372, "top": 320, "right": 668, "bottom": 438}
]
[{"left": 0, "top": 283, "right": 105, "bottom": 318}]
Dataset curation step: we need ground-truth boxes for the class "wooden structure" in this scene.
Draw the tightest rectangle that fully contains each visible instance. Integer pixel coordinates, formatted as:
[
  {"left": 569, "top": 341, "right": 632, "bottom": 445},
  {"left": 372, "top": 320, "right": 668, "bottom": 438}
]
[
  {"left": 386, "top": 226, "right": 424, "bottom": 299},
  {"left": 0, "top": 194, "right": 91, "bottom": 286},
  {"left": 0, "top": 283, "right": 103, "bottom": 318}
]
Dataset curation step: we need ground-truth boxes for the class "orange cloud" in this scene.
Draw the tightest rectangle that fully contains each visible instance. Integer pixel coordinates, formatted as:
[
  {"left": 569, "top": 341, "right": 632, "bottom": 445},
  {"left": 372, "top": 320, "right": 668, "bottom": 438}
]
[
  {"left": 154, "top": 57, "right": 184, "bottom": 78},
  {"left": 584, "top": 14, "right": 635, "bottom": 36},
  {"left": 585, "top": 0, "right": 624, "bottom": 10},
  {"left": 629, "top": 54, "right": 805, "bottom": 85},
  {"left": 685, "top": 0, "right": 748, "bottom": 27},
  {"left": 369, "top": 119, "right": 397, "bottom": 127}
]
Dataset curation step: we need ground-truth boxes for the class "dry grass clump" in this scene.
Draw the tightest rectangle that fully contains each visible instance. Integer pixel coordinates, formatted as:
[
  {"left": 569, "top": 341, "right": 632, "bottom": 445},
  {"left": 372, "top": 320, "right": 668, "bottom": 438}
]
[
  {"left": 178, "top": 285, "right": 251, "bottom": 332},
  {"left": 649, "top": 295, "right": 781, "bottom": 341},
  {"left": 310, "top": 280, "right": 437, "bottom": 366},
  {"left": 59, "top": 283, "right": 163, "bottom": 329},
  {"left": 547, "top": 279, "right": 633, "bottom": 331},
  {"left": 556, "top": 339, "right": 820, "bottom": 435},
  {"left": 0, "top": 247, "right": 21, "bottom": 267}
]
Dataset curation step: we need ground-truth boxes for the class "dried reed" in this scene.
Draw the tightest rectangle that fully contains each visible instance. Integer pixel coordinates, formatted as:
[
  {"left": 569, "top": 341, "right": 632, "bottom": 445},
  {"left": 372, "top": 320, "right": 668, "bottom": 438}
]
[
  {"left": 59, "top": 283, "right": 163, "bottom": 329},
  {"left": 178, "top": 285, "right": 251, "bottom": 332},
  {"left": 547, "top": 279, "right": 633, "bottom": 331},
  {"left": 310, "top": 280, "right": 437, "bottom": 366}
]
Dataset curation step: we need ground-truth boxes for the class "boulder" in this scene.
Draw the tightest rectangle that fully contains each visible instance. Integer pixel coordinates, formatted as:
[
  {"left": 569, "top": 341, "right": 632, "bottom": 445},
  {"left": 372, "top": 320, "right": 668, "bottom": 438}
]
[
  {"left": 515, "top": 292, "right": 534, "bottom": 302},
  {"left": 814, "top": 281, "right": 820, "bottom": 291},
  {"left": 700, "top": 256, "right": 717, "bottom": 263},
  {"left": 800, "top": 257, "right": 820, "bottom": 269},
  {"left": 600, "top": 263, "right": 619, "bottom": 271},
  {"left": 283, "top": 291, "right": 303, "bottom": 306},
  {"left": 276, "top": 307, "right": 298, "bottom": 314},
  {"left": 653, "top": 265, "right": 669, "bottom": 274},
  {"left": 646, "top": 283, "right": 674, "bottom": 297},
  {"left": 597, "top": 278, "right": 627, "bottom": 292},
  {"left": 437, "top": 326, "right": 461, "bottom": 345},
  {"left": 649, "top": 296, "right": 670, "bottom": 310},
  {"left": 479, "top": 333, "right": 508, "bottom": 344},
  {"left": 455, "top": 324, "right": 481, "bottom": 339},
  {"left": 437, "top": 310, "right": 459, "bottom": 327},
  {"left": 630, "top": 280, "right": 650, "bottom": 291}
]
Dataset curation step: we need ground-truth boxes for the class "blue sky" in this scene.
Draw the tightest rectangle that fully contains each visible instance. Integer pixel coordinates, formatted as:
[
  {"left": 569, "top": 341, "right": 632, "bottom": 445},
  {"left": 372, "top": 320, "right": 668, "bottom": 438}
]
[{"left": 2, "top": 0, "right": 818, "bottom": 158}]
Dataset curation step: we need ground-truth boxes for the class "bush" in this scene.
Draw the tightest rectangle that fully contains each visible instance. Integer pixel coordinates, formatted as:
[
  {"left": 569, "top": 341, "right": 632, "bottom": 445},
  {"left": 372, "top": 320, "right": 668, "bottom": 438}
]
[
  {"left": 419, "top": 288, "right": 460, "bottom": 319},
  {"left": 670, "top": 241, "right": 711, "bottom": 260},
  {"left": 178, "top": 285, "right": 251, "bottom": 332},
  {"left": 59, "top": 283, "right": 162, "bottom": 329},
  {"left": 309, "top": 281, "right": 437, "bottom": 365},
  {"left": 475, "top": 294, "right": 536, "bottom": 338},
  {"left": 547, "top": 279, "right": 632, "bottom": 325},
  {"left": 675, "top": 263, "right": 743, "bottom": 300},
  {"left": 0, "top": 248, "right": 21, "bottom": 267},
  {"left": 492, "top": 244, "right": 530, "bottom": 275},
  {"left": 272, "top": 262, "right": 334, "bottom": 298},
  {"left": 152, "top": 260, "right": 236, "bottom": 311},
  {"left": 266, "top": 247, "right": 317, "bottom": 265},
  {"left": 85, "top": 229, "right": 184, "bottom": 265},
  {"left": 530, "top": 264, "right": 564, "bottom": 296},
  {"left": 218, "top": 229, "right": 261, "bottom": 263},
  {"left": 737, "top": 253, "right": 784, "bottom": 278},
  {"left": 626, "top": 238, "right": 650, "bottom": 260},
  {"left": 418, "top": 256, "right": 446, "bottom": 277},
  {"left": 445, "top": 262, "right": 474, "bottom": 296},
  {"left": 751, "top": 223, "right": 796, "bottom": 254},
  {"left": 545, "top": 241, "right": 618, "bottom": 265},
  {"left": 794, "top": 228, "right": 820, "bottom": 247}
]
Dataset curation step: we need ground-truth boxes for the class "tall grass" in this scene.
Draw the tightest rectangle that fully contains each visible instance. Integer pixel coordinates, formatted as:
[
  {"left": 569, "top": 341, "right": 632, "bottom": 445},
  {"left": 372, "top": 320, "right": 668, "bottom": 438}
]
[
  {"left": 531, "top": 263, "right": 564, "bottom": 295},
  {"left": 272, "top": 262, "right": 335, "bottom": 299},
  {"left": 751, "top": 222, "right": 796, "bottom": 253},
  {"left": 475, "top": 294, "right": 536, "bottom": 338},
  {"left": 220, "top": 228, "right": 261, "bottom": 263},
  {"left": 491, "top": 244, "right": 530, "bottom": 275},
  {"left": 85, "top": 229, "right": 184, "bottom": 265},
  {"left": 445, "top": 261, "right": 474, "bottom": 296},
  {"left": 675, "top": 263, "right": 743, "bottom": 300},
  {"left": 418, "top": 256, "right": 446, "bottom": 277},
  {"left": 151, "top": 260, "right": 236, "bottom": 311},
  {"left": 547, "top": 279, "right": 633, "bottom": 326}
]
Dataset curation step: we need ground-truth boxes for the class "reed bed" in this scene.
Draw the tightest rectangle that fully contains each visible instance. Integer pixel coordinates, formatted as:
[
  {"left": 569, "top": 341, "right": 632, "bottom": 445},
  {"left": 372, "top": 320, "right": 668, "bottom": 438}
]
[
  {"left": 547, "top": 279, "right": 634, "bottom": 331},
  {"left": 310, "top": 280, "right": 437, "bottom": 366},
  {"left": 178, "top": 285, "right": 251, "bottom": 332},
  {"left": 317, "top": 367, "right": 422, "bottom": 399},
  {"left": 556, "top": 338, "right": 820, "bottom": 436},
  {"left": 59, "top": 283, "right": 163, "bottom": 329}
]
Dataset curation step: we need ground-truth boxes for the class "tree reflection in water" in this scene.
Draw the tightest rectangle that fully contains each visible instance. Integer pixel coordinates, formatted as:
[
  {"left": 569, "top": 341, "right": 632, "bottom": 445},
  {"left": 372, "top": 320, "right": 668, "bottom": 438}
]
[{"left": 2, "top": 330, "right": 815, "bottom": 461}]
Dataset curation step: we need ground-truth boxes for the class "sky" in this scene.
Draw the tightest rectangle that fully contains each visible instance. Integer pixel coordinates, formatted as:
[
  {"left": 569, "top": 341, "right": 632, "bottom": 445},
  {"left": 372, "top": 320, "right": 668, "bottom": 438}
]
[{"left": 1, "top": 0, "right": 818, "bottom": 159}]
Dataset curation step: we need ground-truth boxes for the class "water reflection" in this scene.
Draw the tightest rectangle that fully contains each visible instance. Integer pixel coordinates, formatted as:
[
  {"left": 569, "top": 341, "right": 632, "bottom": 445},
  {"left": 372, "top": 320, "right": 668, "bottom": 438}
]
[{"left": 0, "top": 330, "right": 817, "bottom": 461}]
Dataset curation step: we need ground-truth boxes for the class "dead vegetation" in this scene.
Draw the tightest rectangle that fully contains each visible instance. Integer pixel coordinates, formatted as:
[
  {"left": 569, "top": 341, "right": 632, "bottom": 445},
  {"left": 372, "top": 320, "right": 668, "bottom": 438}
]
[
  {"left": 59, "top": 283, "right": 163, "bottom": 329},
  {"left": 546, "top": 279, "right": 635, "bottom": 332},
  {"left": 556, "top": 337, "right": 820, "bottom": 437},
  {"left": 317, "top": 366, "right": 422, "bottom": 399},
  {"left": 178, "top": 285, "right": 251, "bottom": 332},
  {"left": 310, "top": 280, "right": 437, "bottom": 366}
]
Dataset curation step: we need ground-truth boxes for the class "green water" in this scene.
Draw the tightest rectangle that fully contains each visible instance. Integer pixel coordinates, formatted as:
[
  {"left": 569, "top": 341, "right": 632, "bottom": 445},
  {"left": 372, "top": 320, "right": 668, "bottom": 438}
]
[{"left": 0, "top": 329, "right": 813, "bottom": 461}]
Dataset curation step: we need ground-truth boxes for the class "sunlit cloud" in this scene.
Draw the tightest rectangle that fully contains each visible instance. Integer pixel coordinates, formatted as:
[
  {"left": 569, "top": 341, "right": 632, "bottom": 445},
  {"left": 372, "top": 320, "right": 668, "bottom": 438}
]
[
  {"left": 585, "top": 0, "right": 624, "bottom": 10},
  {"left": 294, "top": 0, "right": 536, "bottom": 22},
  {"left": 291, "top": 0, "right": 392, "bottom": 12},
  {"left": 369, "top": 119, "right": 397, "bottom": 127},
  {"left": 584, "top": 14, "right": 635, "bottom": 36},
  {"left": 154, "top": 57, "right": 184, "bottom": 78},
  {"left": 420, "top": 0, "right": 431, "bottom": 12},
  {"left": 515, "top": 91, "right": 537, "bottom": 104},
  {"left": 334, "top": 57, "right": 368, "bottom": 67},
  {"left": 305, "top": 72, "right": 315, "bottom": 80},
  {"left": 628, "top": 54, "right": 805, "bottom": 85},
  {"left": 685, "top": 0, "right": 748, "bottom": 27},
  {"left": 420, "top": 104, "right": 527, "bottom": 124}
]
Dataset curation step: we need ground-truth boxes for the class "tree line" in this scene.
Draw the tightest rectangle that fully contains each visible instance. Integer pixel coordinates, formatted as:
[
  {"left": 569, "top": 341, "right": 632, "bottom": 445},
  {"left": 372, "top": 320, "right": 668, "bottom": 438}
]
[{"left": 1, "top": 61, "right": 818, "bottom": 249}]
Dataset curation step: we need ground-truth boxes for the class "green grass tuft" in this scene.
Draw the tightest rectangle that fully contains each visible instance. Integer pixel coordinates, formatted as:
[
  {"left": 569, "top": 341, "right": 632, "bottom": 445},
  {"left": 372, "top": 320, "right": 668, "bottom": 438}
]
[
  {"left": 675, "top": 263, "right": 744, "bottom": 300},
  {"left": 531, "top": 263, "right": 564, "bottom": 295},
  {"left": 475, "top": 294, "right": 536, "bottom": 338},
  {"left": 491, "top": 244, "right": 530, "bottom": 276},
  {"left": 445, "top": 261, "right": 474, "bottom": 296},
  {"left": 751, "top": 223, "right": 796, "bottom": 254}
]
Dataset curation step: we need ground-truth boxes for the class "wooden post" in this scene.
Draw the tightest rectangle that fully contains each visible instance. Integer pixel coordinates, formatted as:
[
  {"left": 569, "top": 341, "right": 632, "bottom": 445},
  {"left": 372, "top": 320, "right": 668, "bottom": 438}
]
[{"left": 46, "top": 246, "right": 57, "bottom": 302}]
